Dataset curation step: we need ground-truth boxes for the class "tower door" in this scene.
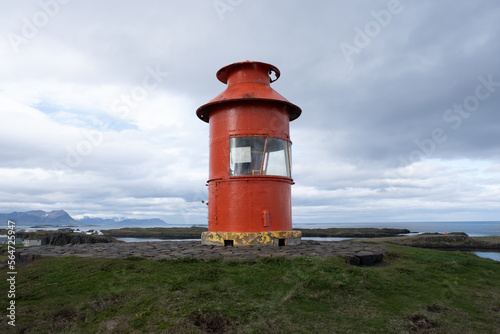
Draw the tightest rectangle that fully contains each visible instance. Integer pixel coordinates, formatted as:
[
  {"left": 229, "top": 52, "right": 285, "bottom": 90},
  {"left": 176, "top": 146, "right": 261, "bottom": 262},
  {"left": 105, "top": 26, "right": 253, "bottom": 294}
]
[{"left": 208, "top": 181, "right": 219, "bottom": 228}]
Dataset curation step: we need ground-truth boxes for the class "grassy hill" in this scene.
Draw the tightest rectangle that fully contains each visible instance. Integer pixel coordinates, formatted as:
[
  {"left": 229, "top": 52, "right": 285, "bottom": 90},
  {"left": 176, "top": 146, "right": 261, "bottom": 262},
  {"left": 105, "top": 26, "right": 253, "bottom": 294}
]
[{"left": 1, "top": 245, "right": 499, "bottom": 333}]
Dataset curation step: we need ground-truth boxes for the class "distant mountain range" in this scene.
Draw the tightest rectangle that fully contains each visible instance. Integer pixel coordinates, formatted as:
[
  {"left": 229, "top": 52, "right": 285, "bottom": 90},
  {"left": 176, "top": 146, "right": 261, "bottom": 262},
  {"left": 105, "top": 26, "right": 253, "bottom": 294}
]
[
  {"left": 0, "top": 210, "right": 167, "bottom": 227},
  {"left": 78, "top": 216, "right": 167, "bottom": 226},
  {"left": 0, "top": 210, "right": 78, "bottom": 226}
]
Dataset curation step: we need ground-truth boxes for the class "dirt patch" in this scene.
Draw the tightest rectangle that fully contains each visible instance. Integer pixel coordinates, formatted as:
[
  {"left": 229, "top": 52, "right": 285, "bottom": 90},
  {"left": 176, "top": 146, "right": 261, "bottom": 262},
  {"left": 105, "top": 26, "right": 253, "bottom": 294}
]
[
  {"left": 105, "top": 319, "right": 120, "bottom": 332},
  {"left": 384, "top": 252, "right": 402, "bottom": 260},
  {"left": 426, "top": 304, "right": 447, "bottom": 313},
  {"left": 408, "top": 314, "right": 437, "bottom": 332},
  {"left": 89, "top": 294, "right": 128, "bottom": 312},
  {"left": 191, "top": 311, "right": 232, "bottom": 334},
  {"left": 98, "top": 316, "right": 131, "bottom": 333},
  {"left": 51, "top": 308, "right": 84, "bottom": 332}
]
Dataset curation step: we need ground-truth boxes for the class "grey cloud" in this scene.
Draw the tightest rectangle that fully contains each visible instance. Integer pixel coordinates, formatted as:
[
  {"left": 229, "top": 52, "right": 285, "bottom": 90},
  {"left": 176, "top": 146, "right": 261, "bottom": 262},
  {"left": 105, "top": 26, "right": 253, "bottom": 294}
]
[{"left": 1, "top": 0, "right": 499, "bottom": 222}]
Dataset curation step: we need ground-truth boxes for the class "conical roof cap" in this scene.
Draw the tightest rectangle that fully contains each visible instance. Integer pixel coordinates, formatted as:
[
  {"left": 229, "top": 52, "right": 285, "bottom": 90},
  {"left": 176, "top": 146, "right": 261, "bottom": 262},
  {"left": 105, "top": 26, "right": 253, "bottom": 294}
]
[{"left": 196, "top": 61, "right": 301, "bottom": 123}]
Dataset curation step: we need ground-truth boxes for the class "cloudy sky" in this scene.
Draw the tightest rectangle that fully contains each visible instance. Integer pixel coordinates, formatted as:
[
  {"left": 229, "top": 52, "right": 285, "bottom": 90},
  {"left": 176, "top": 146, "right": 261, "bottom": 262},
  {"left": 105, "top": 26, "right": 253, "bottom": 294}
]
[{"left": 1, "top": 0, "right": 499, "bottom": 226}]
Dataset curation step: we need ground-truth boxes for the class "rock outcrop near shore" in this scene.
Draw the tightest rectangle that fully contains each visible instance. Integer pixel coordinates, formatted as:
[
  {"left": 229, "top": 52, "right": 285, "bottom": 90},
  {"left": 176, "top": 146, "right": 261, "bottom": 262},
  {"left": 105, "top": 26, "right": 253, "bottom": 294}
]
[
  {"left": 360, "top": 233, "right": 500, "bottom": 251},
  {"left": 297, "top": 227, "right": 411, "bottom": 238},
  {"left": 15, "top": 231, "right": 120, "bottom": 246}
]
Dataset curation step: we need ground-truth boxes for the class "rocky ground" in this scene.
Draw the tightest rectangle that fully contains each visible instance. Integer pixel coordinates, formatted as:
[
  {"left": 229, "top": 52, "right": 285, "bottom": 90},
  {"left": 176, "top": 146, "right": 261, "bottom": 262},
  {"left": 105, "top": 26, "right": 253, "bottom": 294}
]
[
  {"left": 13, "top": 240, "right": 386, "bottom": 266},
  {"left": 355, "top": 233, "right": 500, "bottom": 251},
  {"left": 15, "top": 231, "right": 118, "bottom": 245},
  {"left": 7, "top": 232, "right": 499, "bottom": 271},
  {"left": 100, "top": 227, "right": 411, "bottom": 239}
]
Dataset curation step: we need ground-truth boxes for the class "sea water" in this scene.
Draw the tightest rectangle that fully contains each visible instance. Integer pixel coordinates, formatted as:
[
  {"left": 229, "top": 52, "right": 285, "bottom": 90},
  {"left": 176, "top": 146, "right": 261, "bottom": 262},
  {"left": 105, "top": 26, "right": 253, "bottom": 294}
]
[
  {"left": 20, "top": 221, "right": 499, "bottom": 236},
  {"left": 294, "top": 221, "right": 499, "bottom": 237},
  {"left": 469, "top": 251, "right": 500, "bottom": 262}
]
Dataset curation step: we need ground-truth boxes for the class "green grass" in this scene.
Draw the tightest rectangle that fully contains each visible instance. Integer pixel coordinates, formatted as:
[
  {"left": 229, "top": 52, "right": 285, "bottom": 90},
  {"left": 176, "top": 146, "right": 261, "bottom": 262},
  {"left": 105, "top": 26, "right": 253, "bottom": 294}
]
[{"left": 1, "top": 245, "right": 499, "bottom": 333}]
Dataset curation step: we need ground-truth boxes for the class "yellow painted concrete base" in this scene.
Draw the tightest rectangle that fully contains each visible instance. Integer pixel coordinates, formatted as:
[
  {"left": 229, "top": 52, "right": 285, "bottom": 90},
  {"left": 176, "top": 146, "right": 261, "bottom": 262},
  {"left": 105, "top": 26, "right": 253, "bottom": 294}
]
[{"left": 201, "top": 231, "right": 302, "bottom": 246}]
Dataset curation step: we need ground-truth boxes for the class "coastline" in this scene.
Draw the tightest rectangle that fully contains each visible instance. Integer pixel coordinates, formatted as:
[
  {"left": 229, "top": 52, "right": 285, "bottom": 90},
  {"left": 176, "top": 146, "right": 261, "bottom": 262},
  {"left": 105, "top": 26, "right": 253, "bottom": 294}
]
[
  {"left": 99, "top": 227, "right": 500, "bottom": 251},
  {"left": 100, "top": 227, "right": 412, "bottom": 239},
  {"left": 353, "top": 233, "right": 500, "bottom": 251},
  {"left": 7, "top": 220, "right": 499, "bottom": 238}
]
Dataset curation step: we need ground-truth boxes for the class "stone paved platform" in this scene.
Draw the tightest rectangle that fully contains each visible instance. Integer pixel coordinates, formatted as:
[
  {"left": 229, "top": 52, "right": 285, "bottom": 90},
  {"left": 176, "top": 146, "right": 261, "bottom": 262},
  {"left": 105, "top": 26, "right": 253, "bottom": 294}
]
[{"left": 15, "top": 240, "right": 387, "bottom": 266}]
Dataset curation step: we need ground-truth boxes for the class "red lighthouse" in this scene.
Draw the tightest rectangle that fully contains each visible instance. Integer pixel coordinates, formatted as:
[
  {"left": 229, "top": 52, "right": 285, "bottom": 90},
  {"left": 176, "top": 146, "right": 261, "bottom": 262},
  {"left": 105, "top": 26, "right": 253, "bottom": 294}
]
[{"left": 196, "top": 61, "right": 302, "bottom": 246}]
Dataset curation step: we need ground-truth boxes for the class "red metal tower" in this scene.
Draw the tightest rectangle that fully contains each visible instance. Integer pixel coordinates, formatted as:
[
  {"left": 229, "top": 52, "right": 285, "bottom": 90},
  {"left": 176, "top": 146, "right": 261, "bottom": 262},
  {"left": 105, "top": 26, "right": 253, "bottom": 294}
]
[{"left": 196, "top": 61, "right": 302, "bottom": 246}]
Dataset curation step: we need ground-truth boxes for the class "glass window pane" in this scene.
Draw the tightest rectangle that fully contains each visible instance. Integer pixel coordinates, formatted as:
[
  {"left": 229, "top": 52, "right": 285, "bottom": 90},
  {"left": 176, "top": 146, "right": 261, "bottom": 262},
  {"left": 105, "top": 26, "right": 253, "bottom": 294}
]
[
  {"left": 262, "top": 138, "right": 291, "bottom": 177},
  {"left": 288, "top": 142, "right": 292, "bottom": 175},
  {"left": 230, "top": 137, "right": 266, "bottom": 176},
  {"left": 230, "top": 137, "right": 292, "bottom": 177}
]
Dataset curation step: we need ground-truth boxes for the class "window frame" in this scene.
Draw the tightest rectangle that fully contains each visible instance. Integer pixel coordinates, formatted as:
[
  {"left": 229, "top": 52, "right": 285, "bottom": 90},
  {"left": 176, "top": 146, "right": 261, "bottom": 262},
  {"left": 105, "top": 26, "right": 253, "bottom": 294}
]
[{"left": 229, "top": 136, "right": 292, "bottom": 178}]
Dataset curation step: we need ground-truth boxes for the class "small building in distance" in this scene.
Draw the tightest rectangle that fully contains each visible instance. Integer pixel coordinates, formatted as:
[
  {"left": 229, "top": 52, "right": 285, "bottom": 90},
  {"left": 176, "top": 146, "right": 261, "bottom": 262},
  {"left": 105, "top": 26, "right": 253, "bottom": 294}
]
[{"left": 23, "top": 239, "right": 42, "bottom": 247}]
